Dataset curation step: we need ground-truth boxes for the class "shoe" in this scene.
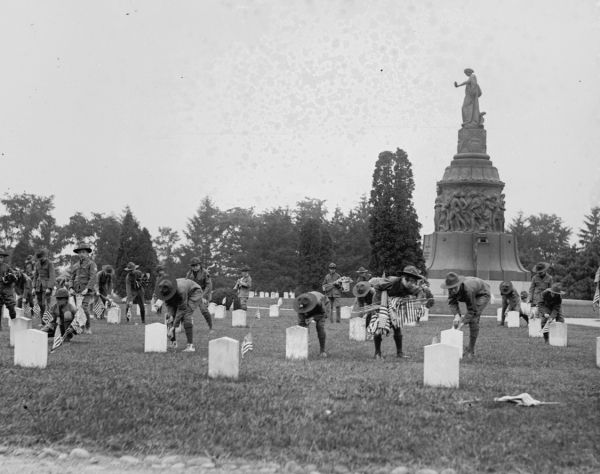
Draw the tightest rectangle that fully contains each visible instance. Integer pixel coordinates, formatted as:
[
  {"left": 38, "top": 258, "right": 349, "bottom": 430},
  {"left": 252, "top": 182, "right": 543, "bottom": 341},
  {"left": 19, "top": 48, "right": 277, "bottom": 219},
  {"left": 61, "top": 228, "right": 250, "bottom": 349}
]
[
  {"left": 319, "top": 351, "right": 328, "bottom": 358},
  {"left": 183, "top": 344, "right": 195, "bottom": 352},
  {"left": 498, "top": 322, "right": 504, "bottom": 326},
  {"left": 374, "top": 353, "right": 384, "bottom": 360},
  {"left": 397, "top": 352, "right": 409, "bottom": 359}
]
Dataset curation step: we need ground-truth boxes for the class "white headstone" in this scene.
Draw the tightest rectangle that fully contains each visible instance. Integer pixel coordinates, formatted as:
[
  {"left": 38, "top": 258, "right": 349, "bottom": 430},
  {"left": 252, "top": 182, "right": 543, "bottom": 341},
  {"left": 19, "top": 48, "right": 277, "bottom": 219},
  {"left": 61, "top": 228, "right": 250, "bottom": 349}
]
[
  {"left": 341, "top": 306, "right": 352, "bottom": 320},
  {"left": 15, "top": 307, "right": 24, "bottom": 318},
  {"left": 528, "top": 318, "right": 542, "bottom": 338},
  {"left": 214, "top": 305, "right": 226, "bottom": 319},
  {"left": 14, "top": 329, "right": 48, "bottom": 368},
  {"left": 286, "top": 326, "right": 308, "bottom": 360},
  {"left": 423, "top": 343, "right": 459, "bottom": 388},
  {"left": 249, "top": 291, "right": 255, "bottom": 298},
  {"left": 283, "top": 292, "right": 289, "bottom": 299},
  {"left": 144, "top": 323, "right": 167, "bottom": 353},
  {"left": 404, "top": 319, "right": 417, "bottom": 327},
  {"left": 421, "top": 307, "right": 429, "bottom": 322},
  {"left": 270, "top": 292, "right": 277, "bottom": 299},
  {"left": 349, "top": 317, "right": 366, "bottom": 341},
  {"left": 208, "top": 337, "right": 239, "bottom": 379},
  {"left": 106, "top": 306, "right": 121, "bottom": 324},
  {"left": 269, "top": 305, "right": 279, "bottom": 317},
  {"left": 596, "top": 337, "right": 600, "bottom": 368},
  {"left": 290, "top": 292, "right": 295, "bottom": 299},
  {"left": 496, "top": 307, "right": 502, "bottom": 322},
  {"left": 549, "top": 322, "right": 567, "bottom": 347},
  {"left": 506, "top": 311, "right": 520, "bottom": 328},
  {"left": 207, "top": 302, "right": 217, "bottom": 316},
  {"left": 232, "top": 309, "right": 247, "bottom": 327},
  {"left": 259, "top": 291, "right": 265, "bottom": 298},
  {"left": 440, "top": 328, "right": 463, "bottom": 359},
  {"left": 10, "top": 317, "right": 32, "bottom": 348}
]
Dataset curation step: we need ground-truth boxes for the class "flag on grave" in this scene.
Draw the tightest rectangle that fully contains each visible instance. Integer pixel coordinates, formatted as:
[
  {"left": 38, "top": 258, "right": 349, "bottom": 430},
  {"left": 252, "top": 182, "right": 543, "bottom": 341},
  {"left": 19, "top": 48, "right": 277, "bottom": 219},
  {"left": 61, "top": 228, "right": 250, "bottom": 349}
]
[
  {"left": 42, "top": 310, "right": 52, "bottom": 326},
  {"left": 241, "top": 332, "right": 254, "bottom": 359},
  {"left": 33, "top": 304, "right": 41, "bottom": 318},
  {"left": 255, "top": 307, "right": 261, "bottom": 319},
  {"left": 593, "top": 287, "right": 599, "bottom": 312},
  {"left": 52, "top": 325, "right": 63, "bottom": 351},
  {"left": 93, "top": 298, "right": 105, "bottom": 318}
]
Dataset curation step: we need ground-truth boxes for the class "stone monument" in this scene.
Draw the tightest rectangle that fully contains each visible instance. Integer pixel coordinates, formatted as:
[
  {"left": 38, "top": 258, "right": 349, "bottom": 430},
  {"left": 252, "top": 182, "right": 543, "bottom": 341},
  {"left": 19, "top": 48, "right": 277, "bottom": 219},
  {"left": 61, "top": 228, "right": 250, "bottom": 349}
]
[{"left": 423, "top": 69, "right": 529, "bottom": 294}]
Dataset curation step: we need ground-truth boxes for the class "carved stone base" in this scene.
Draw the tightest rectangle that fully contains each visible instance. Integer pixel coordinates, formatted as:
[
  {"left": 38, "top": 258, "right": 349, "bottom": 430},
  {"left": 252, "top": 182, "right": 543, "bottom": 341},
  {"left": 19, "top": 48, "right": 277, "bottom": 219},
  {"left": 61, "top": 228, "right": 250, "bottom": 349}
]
[{"left": 457, "top": 128, "right": 487, "bottom": 154}]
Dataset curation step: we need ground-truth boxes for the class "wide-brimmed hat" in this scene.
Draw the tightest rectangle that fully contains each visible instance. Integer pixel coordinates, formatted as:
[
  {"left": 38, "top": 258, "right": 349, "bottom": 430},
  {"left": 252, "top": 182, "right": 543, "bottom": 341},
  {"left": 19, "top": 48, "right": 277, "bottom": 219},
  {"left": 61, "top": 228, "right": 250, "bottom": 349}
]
[
  {"left": 400, "top": 265, "right": 424, "bottom": 280},
  {"left": 55, "top": 288, "right": 70, "bottom": 300},
  {"left": 293, "top": 292, "right": 318, "bottom": 313},
  {"left": 532, "top": 262, "right": 550, "bottom": 274},
  {"left": 356, "top": 266, "right": 369, "bottom": 274},
  {"left": 0, "top": 248, "right": 8, "bottom": 257},
  {"left": 190, "top": 257, "right": 201, "bottom": 266},
  {"left": 499, "top": 281, "right": 514, "bottom": 295},
  {"left": 36, "top": 248, "right": 48, "bottom": 259},
  {"left": 73, "top": 241, "right": 92, "bottom": 253},
  {"left": 103, "top": 265, "right": 114, "bottom": 274},
  {"left": 124, "top": 262, "right": 139, "bottom": 272},
  {"left": 440, "top": 272, "right": 465, "bottom": 289},
  {"left": 545, "top": 283, "right": 565, "bottom": 296},
  {"left": 520, "top": 291, "right": 529, "bottom": 300},
  {"left": 241, "top": 266, "right": 250, "bottom": 272},
  {"left": 352, "top": 281, "right": 372, "bottom": 298},
  {"left": 464, "top": 68, "right": 474, "bottom": 74},
  {"left": 328, "top": 262, "right": 337, "bottom": 269},
  {"left": 156, "top": 276, "right": 178, "bottom": 301}
]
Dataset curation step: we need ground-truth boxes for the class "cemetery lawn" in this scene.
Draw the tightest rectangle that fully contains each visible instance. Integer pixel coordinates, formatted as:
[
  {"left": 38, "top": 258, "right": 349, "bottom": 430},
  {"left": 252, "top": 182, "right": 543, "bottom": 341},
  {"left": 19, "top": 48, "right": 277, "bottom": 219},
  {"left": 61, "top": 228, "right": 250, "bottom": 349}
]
[{"left": 1, "top": 303, "right": 599, "bottom": 474}]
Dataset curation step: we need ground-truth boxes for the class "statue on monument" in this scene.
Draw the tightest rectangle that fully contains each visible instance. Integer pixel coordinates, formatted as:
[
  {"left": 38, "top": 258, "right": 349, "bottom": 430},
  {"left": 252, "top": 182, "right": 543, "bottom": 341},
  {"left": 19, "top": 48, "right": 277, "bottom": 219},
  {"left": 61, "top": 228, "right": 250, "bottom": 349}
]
[{"left": 454, "top": 68, "right": 483, "bottom": 128}]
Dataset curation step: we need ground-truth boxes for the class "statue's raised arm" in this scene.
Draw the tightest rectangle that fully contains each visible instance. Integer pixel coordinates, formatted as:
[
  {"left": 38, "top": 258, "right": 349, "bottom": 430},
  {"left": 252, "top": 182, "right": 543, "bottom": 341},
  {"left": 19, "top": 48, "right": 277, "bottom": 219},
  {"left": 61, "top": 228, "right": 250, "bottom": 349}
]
[{"left": 455, "top": 68, "right": 483, "bottom": 128}]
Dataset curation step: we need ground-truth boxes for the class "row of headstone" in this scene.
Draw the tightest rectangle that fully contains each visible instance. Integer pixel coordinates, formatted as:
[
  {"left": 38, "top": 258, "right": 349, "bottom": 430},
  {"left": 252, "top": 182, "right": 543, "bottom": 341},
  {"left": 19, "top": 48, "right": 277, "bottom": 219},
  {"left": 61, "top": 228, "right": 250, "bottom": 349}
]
[{"left": 251, "top": 291, "right": 296, "bottom": 299}]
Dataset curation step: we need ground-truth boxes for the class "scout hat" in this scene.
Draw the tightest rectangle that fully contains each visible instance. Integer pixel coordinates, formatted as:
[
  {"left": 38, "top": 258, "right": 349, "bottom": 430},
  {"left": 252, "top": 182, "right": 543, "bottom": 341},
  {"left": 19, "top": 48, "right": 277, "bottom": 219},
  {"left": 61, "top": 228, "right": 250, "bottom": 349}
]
[
  {"left": 356, "top": 266, "right": 369, "bottom": 273},
  {"left": 440, "top": 272, "right": 465, "bottom": 289},
  {"left": 124, "top": 262, "right": 139, "bottom": 272},
  {"left": 190, "top": 257, "right": 201, "bottom": 266},
  {"left": 352, "top": 281, "right": 372, "bottom": 298},
  {"left": 73, "top": 241, "right": 92, "bottom": 253},
  {"left": 399, "top": 265, "right": 424, "bottom": 280},
  {"left": 55, "top": 288, "right": 70, "bottom": 300},
  {"left": 293, "top": 292, "right": 318, "bottom": 313},
  {"left": 241, "top": 266, "right": 250, "bottom": 272},
  {"left": 103, "top": 265, "right": 114, "bottom": 274},
  {"left": 532, "top": 262, "right": 550, "bottom": 274},
  {"left": 156, "top": 276, "right": 178, "bottom": 301},
  {"left": 499, "top": 281, "right": 513, "bottom": 295},
  {"left": 328, "top": 262, "right": 337, "bottom": 269},
  {"left": 545, "top": 283, "right": 565, "bottom": 296}
]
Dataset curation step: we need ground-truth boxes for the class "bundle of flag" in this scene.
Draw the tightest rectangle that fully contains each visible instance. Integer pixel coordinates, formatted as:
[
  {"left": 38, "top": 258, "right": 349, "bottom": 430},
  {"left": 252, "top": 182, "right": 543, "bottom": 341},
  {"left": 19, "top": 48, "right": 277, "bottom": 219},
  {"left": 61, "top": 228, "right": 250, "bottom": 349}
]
[
  {"left": 493, "top": 392, "right": 559, "bottom": 407},
  {"left": 593, "top": 287, "right": 600, "bottom": 313},
  {"left": 389, "top": 297, "right": 424, "bottom": 327},
  {"left": 241, "top": 332, "right": 254, "bottom": 359},
  {"left": 93, "top": 299, "right": 105, "bottom": 319},
  {"left": 41, "top": 310, "right": 52, "bottom": 326},
  {"left": 51, "top": 325, "right": 63, "bottom": 352},
  {"left": 255, "top": 307, "right": 261, "bottom": 319},
  {"left": 23, "top": 302, "right": 31, "bottom": 317},
  {"left": 33, "top": 304, "right": 41, "bottom": 319}
]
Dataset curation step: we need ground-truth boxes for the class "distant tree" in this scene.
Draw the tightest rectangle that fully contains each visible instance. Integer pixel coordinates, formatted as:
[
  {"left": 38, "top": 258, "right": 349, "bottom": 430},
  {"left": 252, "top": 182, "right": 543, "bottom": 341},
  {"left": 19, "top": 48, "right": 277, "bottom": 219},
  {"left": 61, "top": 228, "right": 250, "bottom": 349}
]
[
  {"left": 369, "top": 149, "right": 424, "bottom": 275},
  {"left": 11, "top": 238, "right": 34, "bottom": 269},
  {"left": 577, "top": 206, "right": 600, "bottom": 249},
  {"left": 0, "top": 193, "right": 57, "bottom": 249},
  {"left": 94, "top": 215, "right": 122, "bottom": 269},
  {"left": 297, "top": 218, "right": 332, "bottom": 293},
  {"left": 181, "top": 197, "right": 224, "bottom": 271},
  {"left": 294, "top": 197, "right": 328, "bottom": 224},
  {"left": 115, "top": 208, "right": 143, "bottom": 296},
  {"left": 137, "top": 228, "right": 159, "bottom": 299}
]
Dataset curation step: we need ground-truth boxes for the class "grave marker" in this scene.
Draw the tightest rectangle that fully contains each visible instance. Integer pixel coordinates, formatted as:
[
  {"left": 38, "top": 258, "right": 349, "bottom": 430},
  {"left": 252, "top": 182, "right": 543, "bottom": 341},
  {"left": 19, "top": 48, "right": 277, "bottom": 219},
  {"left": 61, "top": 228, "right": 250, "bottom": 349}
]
[
  {"left": 144, "top": 323, "right": 167, "bottom": 353},
  {"left": 106, "top": 306, "right": 121, "bottom": 324},
  {"left": 528, "top": 318, "right": 542, "bottom": 338},
  {"left": 440, "top": 328, "right": 463, "bottom": 359},
  {"left": 208, "top": 337, "right": 239, "bottom": 379},
  {"left": 506, "top": 311, "right": 520, "bottom": 328},
  {"left": 496, "top": 307, "right": 502, "bottom": 323},
  {"left": 269, "top": 305, "right": 279, "bottom": 317},
  {"left": 207, "top": 302, "right": 217, "bottom": 316},
  {"left": 249, "top": 291, "right": 255, "bottom": 298},
  {"left": 15, "top": 307, "right": 24, "bottom": 318},
  {"left": 232, "top": 309, "right": 247, "bottom": 327},
  {"left": 341, "top": 306, "right": 352, "bottom": 320},
  {"left": 349, "top": 317, "right": 366, "bottom": 341},
  {"left": 259, "top": 292, "right": 265, "bottom": 298},
  {"left": 421, "top": 307, "right": 429, "bottom": 322},
  {"left": 14, "top": 329, "right": 48, "bottom": 368},
  {"left": 423, "top": 343, "right": 460, "bottom": 388},
  {"left": 10, "top": 317, "right": 32, "bottom": 348},
  {"left": 214, "top": 305, "right": 226, "bottom": 319},
  {"left": 286, "top": 326, "right": 308, "bottom": 360},
  {"left": 596, "top": 337, "right": 600, "bottom": 368},
  {"left": 549, "top": 322, "right": 567, "bottom": 347},
  {"left": 284, "top": 292, "right": 289, "bottom": 299}
]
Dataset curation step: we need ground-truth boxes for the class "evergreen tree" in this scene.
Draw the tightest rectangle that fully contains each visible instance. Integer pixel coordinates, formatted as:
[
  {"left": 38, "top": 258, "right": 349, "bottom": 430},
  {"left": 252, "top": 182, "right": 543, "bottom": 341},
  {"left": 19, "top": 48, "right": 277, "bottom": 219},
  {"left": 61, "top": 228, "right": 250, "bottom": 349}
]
[
  {"left": 577, "top": 206, "right": 600, "bottom": 249},
  {"left": 137, "top": 228, "right": 159, "bottom": 299},
  {"left": 369, "top": 149, "right": 424, "bottom": 276},
  {"left": 94, "top": 215, "right": 121, "bottom": 269},
  {"left": 115, "top": 208, "right": 144, "bottom": 296},
  {"left": 11, "top": 238, "right": 34, "bottom": 268},
  {"left": 181, "top": 197, "right": 224, "bottom": 271},
  {"left": 297, "top": 218, "right": 332, "bottom": 293}
]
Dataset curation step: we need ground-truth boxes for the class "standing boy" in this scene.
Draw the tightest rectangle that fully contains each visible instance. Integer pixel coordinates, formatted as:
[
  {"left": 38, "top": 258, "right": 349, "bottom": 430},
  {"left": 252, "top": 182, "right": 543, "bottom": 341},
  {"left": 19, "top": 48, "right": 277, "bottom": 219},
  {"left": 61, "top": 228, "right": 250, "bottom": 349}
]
[
  {"left": 322, "top": 263, "right": 342, "bottom": 323},
  {"left": 69, "top": 241, "right": 97, "bottom": 334}
]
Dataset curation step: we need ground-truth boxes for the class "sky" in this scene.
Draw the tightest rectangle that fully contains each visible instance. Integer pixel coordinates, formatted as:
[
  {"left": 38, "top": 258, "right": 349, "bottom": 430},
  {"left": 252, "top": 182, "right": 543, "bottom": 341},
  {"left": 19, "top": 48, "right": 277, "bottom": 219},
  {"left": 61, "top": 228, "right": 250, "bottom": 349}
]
[{"left": 1, "top": 0, "right": 600, "bottom": 243}]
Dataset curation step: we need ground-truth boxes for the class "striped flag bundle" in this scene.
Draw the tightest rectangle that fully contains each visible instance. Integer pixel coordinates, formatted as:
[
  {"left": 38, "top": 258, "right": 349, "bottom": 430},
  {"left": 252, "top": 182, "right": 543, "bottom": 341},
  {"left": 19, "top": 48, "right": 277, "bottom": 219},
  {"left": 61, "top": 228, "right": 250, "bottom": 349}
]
[
  {"left": 593, "top": 288, "right": 600, "bottom": 312},
  {"left": 241, "top": 332, "right": 254, "bottom": 359},
  {"left": 93, "top": 299, "right": 105, "bottom": 319},
  {"left": 33, "top": 304, "right": 41, "bottom": 318},
  {"left": 255, "top": 307, "right": 261, "bottom": 319},
  {"left": 541, "top": 317, "right": 552, "bottom": 334},
  {"left": 42, "top": 310, "right": 52, "bottom": 326},
  {"left": 52, "top": 325, "right": 63, "bottom": 351}
]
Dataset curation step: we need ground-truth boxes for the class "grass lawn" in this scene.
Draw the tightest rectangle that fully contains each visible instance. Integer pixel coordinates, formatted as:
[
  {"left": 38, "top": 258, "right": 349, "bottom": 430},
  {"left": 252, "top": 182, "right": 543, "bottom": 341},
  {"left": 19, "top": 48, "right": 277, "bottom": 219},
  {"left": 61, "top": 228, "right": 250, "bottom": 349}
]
[{"left": 1, "top": 299, "right": 599, "bottom": 474}]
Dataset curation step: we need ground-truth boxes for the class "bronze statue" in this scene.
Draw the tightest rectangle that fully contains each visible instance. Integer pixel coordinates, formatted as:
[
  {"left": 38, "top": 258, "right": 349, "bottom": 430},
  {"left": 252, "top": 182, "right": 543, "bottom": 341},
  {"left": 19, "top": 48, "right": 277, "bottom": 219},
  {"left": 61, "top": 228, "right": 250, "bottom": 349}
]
[{"left": 454, "top": 68, "right": 482, "bottom": 128}]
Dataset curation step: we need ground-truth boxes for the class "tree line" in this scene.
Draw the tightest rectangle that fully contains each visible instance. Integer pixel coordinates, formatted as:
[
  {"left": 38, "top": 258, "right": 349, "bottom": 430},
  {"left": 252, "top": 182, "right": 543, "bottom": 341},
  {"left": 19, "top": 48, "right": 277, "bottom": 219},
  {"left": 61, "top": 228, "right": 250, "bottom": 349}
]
[{"left": 1, "top": 149, "right": 598, "bottom": 299}]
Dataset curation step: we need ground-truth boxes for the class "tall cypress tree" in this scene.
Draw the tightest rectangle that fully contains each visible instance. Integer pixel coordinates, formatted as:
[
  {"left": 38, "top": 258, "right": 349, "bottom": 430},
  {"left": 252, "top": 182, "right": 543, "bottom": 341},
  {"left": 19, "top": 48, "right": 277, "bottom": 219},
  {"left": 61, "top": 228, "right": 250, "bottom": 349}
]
[
  {"left": 297, "top": 218, "right": 332, "bottom": 293},
  {"left": 115, "top": 208, "right": 143, "bottom": 296},
  {"left": 369, "top": 149, "right": 424, "bottom": 276}
]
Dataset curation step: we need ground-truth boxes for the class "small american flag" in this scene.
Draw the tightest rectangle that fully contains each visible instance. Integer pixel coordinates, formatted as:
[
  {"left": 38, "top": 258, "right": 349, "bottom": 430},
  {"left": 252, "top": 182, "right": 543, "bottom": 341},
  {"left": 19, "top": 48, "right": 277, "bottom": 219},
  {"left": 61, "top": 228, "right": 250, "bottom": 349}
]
[
  {"left": 255, "top": 307, "right": 261, "bottom": 319},
  {"left": 401, "top": 299, "right": 424, "bottom": 325},
  {"left": 33, "top": 304, "right": 41, "bottom": 318},
  {"left": 52, "top": 325, "right": 63, "bottom": 351},
  {"left": 241, "top": 332, "right": 254, "bottom": 359},
  {"left": 541, "top": 319, "right": 551, "bottom": 334},
  {"left": 593, "top": 288, "right": 599, "bottom": 312},
  {"left": 93, "top": 299, "right": 105, "bottom": 318},
  {"left": 42, "top": 310, "right": 52, "bottom": 325}
]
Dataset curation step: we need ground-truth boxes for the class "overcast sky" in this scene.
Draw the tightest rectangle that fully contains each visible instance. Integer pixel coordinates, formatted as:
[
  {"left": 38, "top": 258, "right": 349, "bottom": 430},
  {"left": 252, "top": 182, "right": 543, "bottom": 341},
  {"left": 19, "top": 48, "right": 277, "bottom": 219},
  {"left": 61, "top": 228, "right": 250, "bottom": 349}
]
[{"left": 1, "top": 1, "right": 599, "bottom": 242}]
